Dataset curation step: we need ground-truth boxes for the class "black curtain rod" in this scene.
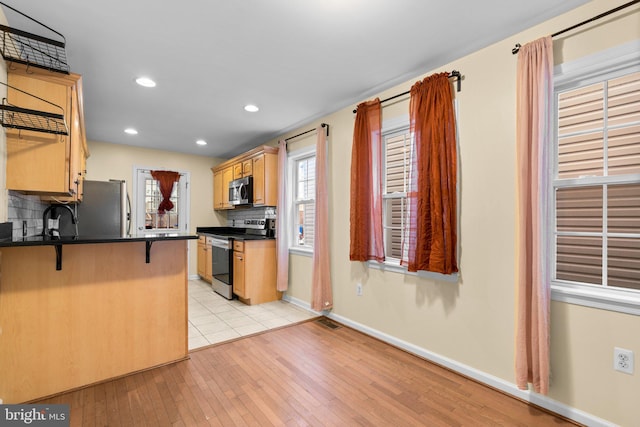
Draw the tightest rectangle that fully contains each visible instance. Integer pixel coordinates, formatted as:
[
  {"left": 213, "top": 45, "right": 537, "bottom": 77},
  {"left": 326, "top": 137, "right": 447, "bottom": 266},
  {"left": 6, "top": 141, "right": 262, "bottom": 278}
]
[
  {"left": 352, "top": 70, "right": 462, "bottom": 114},
  {"left": 285, "top": 123, "right": 329, "bottom": 142},
  {"left": 512, "top": 0, "right": 639, "bottom": 54}
]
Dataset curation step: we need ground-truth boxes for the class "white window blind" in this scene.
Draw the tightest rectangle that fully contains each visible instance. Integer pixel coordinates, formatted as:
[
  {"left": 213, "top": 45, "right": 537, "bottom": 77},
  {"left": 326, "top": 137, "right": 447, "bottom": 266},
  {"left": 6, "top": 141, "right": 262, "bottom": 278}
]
[
  {"left": 554, "top": 70, "right": 640, "bottom": 291},
  {"left": 294, "top": 155, "right": 316, "bottom": 249},
  {"left": 383, "top": 128, "right": 411, "bottom": 260}
]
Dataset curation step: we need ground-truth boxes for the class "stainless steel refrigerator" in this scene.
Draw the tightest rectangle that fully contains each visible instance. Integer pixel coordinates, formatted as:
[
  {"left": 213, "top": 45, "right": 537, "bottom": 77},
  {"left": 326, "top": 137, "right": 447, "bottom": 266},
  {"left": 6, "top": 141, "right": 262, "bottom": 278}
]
[{"left": 59, "top": 180, "right": 130, "bottom": 237}]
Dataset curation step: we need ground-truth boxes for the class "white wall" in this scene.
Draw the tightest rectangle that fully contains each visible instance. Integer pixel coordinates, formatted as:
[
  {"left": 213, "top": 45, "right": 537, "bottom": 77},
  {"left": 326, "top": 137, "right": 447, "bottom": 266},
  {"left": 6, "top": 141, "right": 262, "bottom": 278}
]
[{"left": 272, "top": 1, "right": 640, "bottom": 425}]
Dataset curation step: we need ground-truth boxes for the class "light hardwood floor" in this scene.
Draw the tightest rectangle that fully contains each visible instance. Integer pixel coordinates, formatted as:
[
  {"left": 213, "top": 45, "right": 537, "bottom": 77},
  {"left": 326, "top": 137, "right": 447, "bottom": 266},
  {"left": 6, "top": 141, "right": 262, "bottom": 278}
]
[{"left": 38, "top": 319, "right": 578, "bottom": 426}]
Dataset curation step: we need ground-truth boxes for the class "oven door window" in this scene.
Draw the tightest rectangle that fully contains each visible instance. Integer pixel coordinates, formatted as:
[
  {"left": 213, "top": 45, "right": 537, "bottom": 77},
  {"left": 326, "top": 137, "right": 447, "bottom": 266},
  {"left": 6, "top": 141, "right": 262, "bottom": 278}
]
[{"left": 211, "top": 242, "right": 232, "bottom": 285}]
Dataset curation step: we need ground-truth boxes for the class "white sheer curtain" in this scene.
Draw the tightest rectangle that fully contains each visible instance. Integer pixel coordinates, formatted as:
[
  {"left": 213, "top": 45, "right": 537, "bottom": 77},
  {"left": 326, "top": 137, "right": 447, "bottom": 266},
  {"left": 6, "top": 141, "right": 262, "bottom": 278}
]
[
  {"left": 311, "top": 126, "right": 333, "bottom": 311},
  {"left": 276, "top": 139, "right": 289, "bottom": 292}
]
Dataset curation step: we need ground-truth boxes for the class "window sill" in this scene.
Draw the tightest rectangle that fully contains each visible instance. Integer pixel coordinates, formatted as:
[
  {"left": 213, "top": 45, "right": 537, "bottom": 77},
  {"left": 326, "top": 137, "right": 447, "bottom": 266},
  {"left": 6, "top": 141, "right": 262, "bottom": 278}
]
[
  {"left": 367, "top": 259, "right": 459, "bottom": 283},
  {"left": 551, "top": 282, "right": 640, "bottom": 316},
  {"left": 289, "top": 247, "right": 313, "bottom": 257}
]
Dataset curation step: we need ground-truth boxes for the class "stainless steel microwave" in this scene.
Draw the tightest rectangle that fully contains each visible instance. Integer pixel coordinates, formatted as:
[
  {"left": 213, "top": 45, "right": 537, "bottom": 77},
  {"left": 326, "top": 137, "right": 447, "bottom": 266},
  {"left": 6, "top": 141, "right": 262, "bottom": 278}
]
[{"left": 229, "top": 176, "right": 253, "bottom": 205}]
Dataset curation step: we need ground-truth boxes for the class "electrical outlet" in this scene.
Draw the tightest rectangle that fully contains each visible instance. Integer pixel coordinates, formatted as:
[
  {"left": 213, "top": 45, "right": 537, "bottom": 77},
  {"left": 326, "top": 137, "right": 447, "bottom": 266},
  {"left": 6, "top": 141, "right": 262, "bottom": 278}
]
[
  {"left": 614, "top": 347, "right": 634, "bottom": 374},
  {"left": 356, "top": 283, "right": 363, "bottom": 296}
]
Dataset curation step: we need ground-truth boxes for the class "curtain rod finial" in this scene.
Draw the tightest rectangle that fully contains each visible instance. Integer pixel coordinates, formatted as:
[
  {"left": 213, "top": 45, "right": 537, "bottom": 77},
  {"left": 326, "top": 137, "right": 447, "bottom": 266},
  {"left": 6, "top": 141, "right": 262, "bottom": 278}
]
[{"left": 512, "top": 43, "right": 521, "bottom": 55}]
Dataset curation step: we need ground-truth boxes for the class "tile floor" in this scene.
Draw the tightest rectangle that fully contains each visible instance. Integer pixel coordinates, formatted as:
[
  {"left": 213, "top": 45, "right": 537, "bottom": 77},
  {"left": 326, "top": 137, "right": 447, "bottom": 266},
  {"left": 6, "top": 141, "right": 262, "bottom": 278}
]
[{"left": 188, "top": 278, "right": 318, "bottom": 350}]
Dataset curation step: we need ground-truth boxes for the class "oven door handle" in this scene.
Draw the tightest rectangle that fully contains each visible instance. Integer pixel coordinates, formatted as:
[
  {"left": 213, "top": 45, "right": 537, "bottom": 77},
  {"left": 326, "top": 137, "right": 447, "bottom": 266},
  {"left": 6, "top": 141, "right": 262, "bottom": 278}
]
[{"left": 210, "top": 237, "right": 230, "bottom": 248}]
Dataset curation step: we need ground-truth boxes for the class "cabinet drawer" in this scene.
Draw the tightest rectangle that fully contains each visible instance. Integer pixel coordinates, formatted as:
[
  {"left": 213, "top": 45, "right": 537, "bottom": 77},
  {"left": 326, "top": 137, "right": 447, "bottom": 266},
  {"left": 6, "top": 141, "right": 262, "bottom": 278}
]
[{"left": 233, "top": 241, "right": 244, "bottom": 252}]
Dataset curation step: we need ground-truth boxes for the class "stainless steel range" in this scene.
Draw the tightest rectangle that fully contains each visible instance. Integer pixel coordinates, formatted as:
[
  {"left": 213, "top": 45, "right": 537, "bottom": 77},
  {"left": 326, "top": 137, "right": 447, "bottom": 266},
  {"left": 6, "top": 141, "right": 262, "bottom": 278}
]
[
  {"left": 243, "top": 218, "right": 276, "bottom": 237},
  {"left": 210, "top": 236, "right": 233, "bottom": 299},
  {"left": 198, "top": 217, "right": 276, "bottom": 300}
]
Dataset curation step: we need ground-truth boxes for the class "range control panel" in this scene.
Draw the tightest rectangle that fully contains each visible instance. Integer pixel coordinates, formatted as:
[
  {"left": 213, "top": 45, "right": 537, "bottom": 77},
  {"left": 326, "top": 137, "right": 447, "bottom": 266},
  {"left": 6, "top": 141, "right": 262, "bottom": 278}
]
[{"left": 244, "top": 219, "right": 266, "bottom": 229}]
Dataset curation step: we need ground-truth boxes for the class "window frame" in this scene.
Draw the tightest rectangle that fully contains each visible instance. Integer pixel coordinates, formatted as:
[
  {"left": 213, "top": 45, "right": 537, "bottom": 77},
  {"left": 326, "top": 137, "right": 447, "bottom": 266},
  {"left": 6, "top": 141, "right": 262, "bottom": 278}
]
[
  {"left": 549, "top": 40, "right": 640, "bottom": 316},
  {"left": 367, "top": 114, "right": 459, "bottom": 282},
  {"left": 381, "top": 121, "right": 411, "bottom": 263},
  {"left": 132, "top": 166, "right": 190, "bottom": 234},
  {"left": 287, "top": 145, "right": 316, "bottom": 256}
]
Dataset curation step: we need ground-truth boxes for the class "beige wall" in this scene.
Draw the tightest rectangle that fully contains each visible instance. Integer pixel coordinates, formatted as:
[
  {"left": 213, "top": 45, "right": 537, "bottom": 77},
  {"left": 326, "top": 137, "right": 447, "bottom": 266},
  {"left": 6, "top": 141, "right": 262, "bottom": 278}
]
[
  {"left": 274, "top": 1, "right": 640, "bottom": 425},
  {"left": 86, "top": 140, "right": 226, "bottom": 275},
  {"left": 1, "top": 1, "right": 637, "bottom": 423}
]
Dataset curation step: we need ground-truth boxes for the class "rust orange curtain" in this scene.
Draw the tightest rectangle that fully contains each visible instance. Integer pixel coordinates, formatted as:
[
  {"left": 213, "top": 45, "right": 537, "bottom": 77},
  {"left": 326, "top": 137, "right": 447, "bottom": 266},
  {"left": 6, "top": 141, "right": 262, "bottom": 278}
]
[
  {"left": 515, "top": 36, "right": 553, "bottom": 395},
  {"left": 311, "top": 127, "right": 333, "bottom": 311},
  {"left": 350, "top": 99, "right": 384, "bottom": 262},
  {"left": 150, "top": 170, "right": 180, "bottom": 213},
  {"left": 403, "top": 72, "right": 458, "bottom": 274}
]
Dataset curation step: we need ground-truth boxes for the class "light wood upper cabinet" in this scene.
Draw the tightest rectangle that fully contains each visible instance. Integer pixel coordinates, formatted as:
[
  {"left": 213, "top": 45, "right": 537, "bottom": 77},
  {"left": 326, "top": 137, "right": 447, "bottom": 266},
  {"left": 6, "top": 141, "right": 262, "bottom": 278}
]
[
  {"left": 232, "top": 159, "right": 254, "bottom": 179},
  {"left": 222, "top": 166, "right": 234, "bottom": 209},
  {"left": 6, "top": 65, "right": 87, "bottom": 200},
  {"left": 242, "top": 159, "right": 253, "bottom": 177},
  {"left": 233, "top": 163, "right": 243, "bottom": 179},
  {"left": 252, "top": 152, "right": 278, "bottom": 206},
  {"left": 212, "top": 166, "right": 234, "bottom": 210},
  {"left": 213, "top": 170, "right": 223, "bottom": 210},
  {"left": 212, "top": 145, "right": 278, "bottom": 211}
]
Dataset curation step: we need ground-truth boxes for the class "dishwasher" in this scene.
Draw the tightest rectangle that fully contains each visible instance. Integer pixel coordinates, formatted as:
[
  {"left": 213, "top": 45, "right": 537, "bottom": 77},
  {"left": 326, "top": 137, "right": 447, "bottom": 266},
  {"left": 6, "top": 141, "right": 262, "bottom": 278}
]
[{"left": 210, "top": 236, "right": 234, "bottom": 299}]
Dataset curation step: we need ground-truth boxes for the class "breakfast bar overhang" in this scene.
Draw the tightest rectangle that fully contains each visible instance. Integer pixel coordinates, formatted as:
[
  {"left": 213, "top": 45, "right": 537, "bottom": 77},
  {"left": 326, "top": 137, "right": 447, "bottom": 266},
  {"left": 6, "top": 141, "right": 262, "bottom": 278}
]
[{"left": 0, "top": 233, "right": 197, "bottom": 403}]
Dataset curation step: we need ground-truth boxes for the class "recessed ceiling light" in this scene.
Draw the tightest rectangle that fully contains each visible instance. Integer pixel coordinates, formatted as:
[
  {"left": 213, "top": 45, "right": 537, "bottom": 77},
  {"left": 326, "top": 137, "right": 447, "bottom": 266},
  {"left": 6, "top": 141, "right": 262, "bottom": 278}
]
[
  {"left": 124, "top": 128, "right": 138, "bottom": 135},
  {"left": 196, "top": 139, "right": 207, "bottom": 146},
  {"left": 244, "top": 104, "right": 259, "bottom": 112},
  {"left": 135, "top": 77, "right": 156, "bottom": 88}
]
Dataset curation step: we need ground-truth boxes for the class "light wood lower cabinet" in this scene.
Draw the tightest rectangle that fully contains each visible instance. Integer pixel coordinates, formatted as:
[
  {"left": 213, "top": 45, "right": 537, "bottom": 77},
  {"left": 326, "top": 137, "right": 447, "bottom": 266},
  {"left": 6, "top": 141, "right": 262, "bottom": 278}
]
[
  {"left": 197, "top": 235, "right": 212, "bottom": 282},
  {"left": 233, "top": 249, "right": 246, "bottom": 298},
  {"left": 205, "top": 240, "right": 213, "bottom": 282},
  {"left": 233, "top": 239, "right": 280, "bottom": 305},
  {"left": 197, "top": 236, "right": 206, "bottom": 277}
]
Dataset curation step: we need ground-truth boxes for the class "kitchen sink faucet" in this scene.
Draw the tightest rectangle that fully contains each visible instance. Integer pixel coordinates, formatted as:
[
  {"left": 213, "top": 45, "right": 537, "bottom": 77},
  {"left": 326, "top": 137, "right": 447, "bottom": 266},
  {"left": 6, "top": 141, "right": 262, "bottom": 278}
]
[{"left": 42, "top": 204, "right": 78, "bottom": 237}]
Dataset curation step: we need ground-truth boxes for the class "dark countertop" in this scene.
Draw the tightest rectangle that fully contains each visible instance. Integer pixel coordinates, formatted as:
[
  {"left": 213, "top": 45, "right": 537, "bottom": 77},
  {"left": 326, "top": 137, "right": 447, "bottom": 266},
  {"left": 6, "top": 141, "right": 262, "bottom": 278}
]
[
  {"left": 0, "top": 232, "right": 197, "bottom": 248},
  {"left": 196, "top": 226, "right": 275, "bottom": 241}
]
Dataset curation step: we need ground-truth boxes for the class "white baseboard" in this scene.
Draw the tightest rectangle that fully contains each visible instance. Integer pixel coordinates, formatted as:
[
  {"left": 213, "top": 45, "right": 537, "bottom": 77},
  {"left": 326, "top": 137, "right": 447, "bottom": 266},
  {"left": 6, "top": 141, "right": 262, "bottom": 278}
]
[
  {"left": 188, "top": 274, "right": 201, "bottom": 281},
  {"left": 282, "top": 295, "right": 614, "bottom": 427}
]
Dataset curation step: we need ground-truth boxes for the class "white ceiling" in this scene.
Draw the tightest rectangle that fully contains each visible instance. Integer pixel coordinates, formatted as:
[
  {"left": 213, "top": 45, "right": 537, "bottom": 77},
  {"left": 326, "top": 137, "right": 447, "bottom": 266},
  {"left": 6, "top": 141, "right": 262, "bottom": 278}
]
[{"left": 2, "top": 0, "right": 589, "bottom": 159}]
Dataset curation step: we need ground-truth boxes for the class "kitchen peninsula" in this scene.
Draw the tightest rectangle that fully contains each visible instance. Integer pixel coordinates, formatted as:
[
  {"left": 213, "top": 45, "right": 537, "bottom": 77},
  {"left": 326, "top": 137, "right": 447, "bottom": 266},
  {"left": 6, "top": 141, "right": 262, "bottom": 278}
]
[{"left": 0, "top": 233, "right": 196, "bottom": 403}]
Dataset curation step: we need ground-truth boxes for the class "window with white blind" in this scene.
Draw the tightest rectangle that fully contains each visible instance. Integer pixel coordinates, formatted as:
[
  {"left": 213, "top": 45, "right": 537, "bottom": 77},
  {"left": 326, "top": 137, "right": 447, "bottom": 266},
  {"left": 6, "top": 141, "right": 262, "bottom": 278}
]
[
  {"left": 383, "top": 125, "right": 411, "bottom": 261},
  {"left": 288, "top": 147, "right": 316, "bottom": 252},
  {"left": 374, "top": 114, "right": 458, "bottom": 282},
  {"left": 551, "top": 43, "right": 640, "bottom": 314}
]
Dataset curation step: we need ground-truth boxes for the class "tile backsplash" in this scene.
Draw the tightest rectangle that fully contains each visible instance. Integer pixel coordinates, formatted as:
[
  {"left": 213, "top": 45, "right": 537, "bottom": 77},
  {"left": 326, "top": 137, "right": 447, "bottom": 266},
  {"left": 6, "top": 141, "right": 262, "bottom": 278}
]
[
  {"left": 227, "top": 206, "right": 276, "bottom": 227},
  {"left": 7, "top": 191, "right": 48, "bottom": 239}
]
